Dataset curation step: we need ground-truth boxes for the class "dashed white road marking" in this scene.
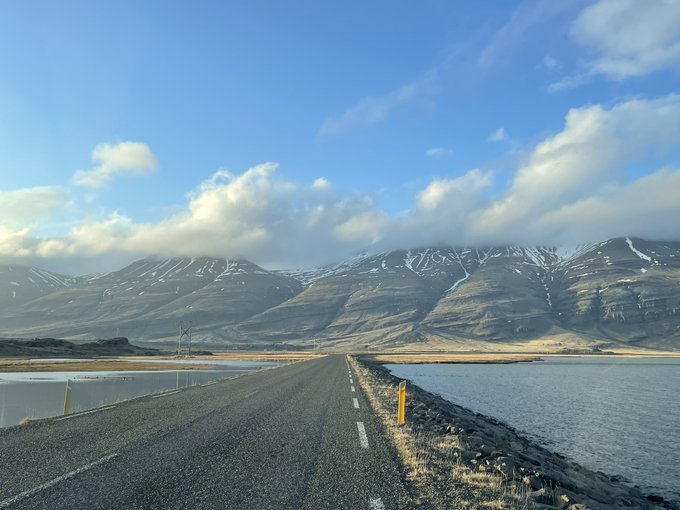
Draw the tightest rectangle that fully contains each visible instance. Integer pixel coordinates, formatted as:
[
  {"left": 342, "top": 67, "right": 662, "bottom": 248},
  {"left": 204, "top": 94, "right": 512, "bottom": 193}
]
[
  {"left": 353, "top": 397, "right": 359, "bottom": 408},
  {"left": 369, "top": 498, "right": 385, "bottom": 509},
  {"left": 0, "top": 453, "right": 118, "bottom": 508},
  {"left": 151, "top": 390, "right": 180, "bottom": 399},
  {"left": 351, "top": 385, "right": 355, "bottom": 392},
  {"left": 356, "top": 422, "right": 369, "bottom": 448},
  {"left": 54, "top": 405, "right": 116, "bottom": 421}
]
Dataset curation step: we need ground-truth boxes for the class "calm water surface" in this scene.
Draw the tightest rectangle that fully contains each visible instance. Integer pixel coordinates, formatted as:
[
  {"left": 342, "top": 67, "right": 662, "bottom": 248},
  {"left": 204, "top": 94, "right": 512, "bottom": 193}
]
[
  {"left": 387, "top": 357, "right": 680, "bottom": 503},
  {"left": 0, "top": 359, "right": 274, "bottom": 428}
]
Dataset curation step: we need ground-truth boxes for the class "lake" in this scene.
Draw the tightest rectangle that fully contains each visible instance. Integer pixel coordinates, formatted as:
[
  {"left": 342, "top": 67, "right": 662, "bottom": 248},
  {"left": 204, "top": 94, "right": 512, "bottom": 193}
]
[
  {"left": 0, "top": 359, "right": 275, "bottom": 428},
  {"left": 387, "top": 357, "right": 680, "bottom": 503}
]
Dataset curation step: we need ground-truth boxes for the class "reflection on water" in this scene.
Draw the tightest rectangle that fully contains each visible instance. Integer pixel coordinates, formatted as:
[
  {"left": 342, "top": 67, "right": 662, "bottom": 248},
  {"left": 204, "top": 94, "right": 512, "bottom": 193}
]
[
  {"left": 387, "top": 357, "right": 680, "bottom": 504},
  {"left": 0, "top": 360, "right": 274, "bottom": 428}
]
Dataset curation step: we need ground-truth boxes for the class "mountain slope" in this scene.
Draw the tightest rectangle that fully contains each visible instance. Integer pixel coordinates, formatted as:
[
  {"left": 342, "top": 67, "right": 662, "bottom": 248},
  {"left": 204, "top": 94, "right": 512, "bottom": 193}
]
[{"left": 1, "top": 239, "right": 679, "bottom": 350}]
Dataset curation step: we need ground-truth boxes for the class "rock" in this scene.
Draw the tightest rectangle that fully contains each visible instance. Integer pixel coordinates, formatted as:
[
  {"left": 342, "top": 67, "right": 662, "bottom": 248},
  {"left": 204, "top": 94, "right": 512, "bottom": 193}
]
[
  {"left": 530, "top": 488, "right": 553, "bottom": 505},
  {"left": 509, "top": 440, "right": 524, "bottom": 450},
  {"left": 494, "top": 457, "right": 517, "bottom": 476},
  {"left": 523, "top": 475, "right": 546, "bottom": 491},
  {"left": 479, "top": 444, "right": 494, "bottom": 456},
  {"left": 556, "top": 493, "right": 575, "bottom": 509}
]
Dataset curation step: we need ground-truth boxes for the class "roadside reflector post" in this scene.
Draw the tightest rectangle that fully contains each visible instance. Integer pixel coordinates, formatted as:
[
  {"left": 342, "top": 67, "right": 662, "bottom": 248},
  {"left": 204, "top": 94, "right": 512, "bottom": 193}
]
[
  {"left": 63, "top": 379, "right": 72, "bottom": 415},
  {"left": 397, "top": 381, "right": 406, "bottom": 425}
]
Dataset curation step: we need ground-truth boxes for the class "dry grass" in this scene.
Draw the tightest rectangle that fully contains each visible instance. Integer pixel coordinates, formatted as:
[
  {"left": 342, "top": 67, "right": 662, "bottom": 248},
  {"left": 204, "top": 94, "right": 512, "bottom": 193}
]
[
  {"left": 203, "top": 351, "right": 325, "bottom": 362},
  {"left": 19, "top": 417, "right": 39, "bottom": 426},
  {"left": 350, "top": 356, "right": 532, "bottom": 510},
  {"left": 366, "top": 353, "right": 542, "bottom": 364},
  {"left": 0, "top": 352, "right": 324, "bottom": 373},
  {"left": 0, "top": 359, "right": 212, "bottom": 372}
]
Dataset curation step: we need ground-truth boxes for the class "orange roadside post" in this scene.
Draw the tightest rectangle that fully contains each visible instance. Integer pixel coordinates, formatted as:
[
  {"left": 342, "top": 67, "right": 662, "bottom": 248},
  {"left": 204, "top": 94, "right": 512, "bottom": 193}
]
[{"left": 397, "top": 381, "right": 406, "bottom": 425}]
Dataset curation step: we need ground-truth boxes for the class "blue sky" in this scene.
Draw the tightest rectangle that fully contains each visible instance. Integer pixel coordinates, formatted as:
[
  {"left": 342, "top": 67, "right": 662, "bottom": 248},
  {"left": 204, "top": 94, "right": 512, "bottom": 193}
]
[{"left": 1, "top": 0, "right": 680, "bottom": 272}]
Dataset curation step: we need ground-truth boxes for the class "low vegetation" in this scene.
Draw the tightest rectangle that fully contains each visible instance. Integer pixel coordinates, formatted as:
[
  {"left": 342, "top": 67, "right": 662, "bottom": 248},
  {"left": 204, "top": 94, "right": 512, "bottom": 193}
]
[{"left": 349, "top": 356, "right": 531, "bottom": 509}]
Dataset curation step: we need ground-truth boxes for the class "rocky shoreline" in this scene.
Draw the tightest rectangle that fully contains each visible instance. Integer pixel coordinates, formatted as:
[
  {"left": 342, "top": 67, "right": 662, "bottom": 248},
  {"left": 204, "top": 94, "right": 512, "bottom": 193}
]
[{"left": 358, "top": 357, "right": 678, "bottom": 510}]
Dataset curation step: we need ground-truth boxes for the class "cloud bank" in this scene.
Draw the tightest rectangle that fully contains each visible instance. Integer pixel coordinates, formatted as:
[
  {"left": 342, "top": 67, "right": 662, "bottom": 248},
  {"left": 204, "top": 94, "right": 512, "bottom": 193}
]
[
  {"left": 2, "top": 94, "right": 680, "bottom": 272},
  {"left": 549, "top": 0, "right": 680, "bottom": 91},
  {"left": 571, "top": 0, "right": 680, "bottom": 79},
  {"left": 72, "top": 142, "right": 158, "bottom": 189}
]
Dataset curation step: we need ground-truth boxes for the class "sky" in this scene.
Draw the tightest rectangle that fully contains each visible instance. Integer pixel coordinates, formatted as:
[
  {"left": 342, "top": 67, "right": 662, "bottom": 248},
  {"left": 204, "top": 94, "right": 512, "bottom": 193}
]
[{"left": 1, "top": 0, "right": 680, "bottom": 274}]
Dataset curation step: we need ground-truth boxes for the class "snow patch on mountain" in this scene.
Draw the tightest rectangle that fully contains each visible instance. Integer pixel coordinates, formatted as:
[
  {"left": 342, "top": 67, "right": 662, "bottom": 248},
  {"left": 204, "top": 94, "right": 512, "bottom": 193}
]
[{"left": 625, "top": 237, "right": 652, "bottom": 263}]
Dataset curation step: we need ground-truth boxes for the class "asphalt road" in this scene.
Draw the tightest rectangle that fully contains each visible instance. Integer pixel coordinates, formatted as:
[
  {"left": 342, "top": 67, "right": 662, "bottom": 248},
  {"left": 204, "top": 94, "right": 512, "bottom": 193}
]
[{"left": 0, "top": 355, "right": 414, "bottom": 509}]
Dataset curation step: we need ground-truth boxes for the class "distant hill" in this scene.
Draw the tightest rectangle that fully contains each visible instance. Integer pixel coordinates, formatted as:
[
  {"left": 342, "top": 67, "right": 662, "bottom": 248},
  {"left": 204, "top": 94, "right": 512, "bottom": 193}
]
[
  {"left": 0, "top": 337, "right": 162, "bottom": 357},
  {"left": 1, "top": 238, "right": 679, "bottom": 351}
]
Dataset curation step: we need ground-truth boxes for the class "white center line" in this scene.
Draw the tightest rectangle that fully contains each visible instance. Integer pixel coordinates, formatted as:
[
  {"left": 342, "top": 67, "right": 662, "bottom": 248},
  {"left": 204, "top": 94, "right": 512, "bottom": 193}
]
[
  {"left": 0, "top": 453, "right": 118, "bottom": 508},
  {"left": 353, "top": 397, "right": 359, "bottom": 408},
  {"left": 369, "top": 498, "right": 385, "bottom": 509},
  {"left": 151, "top": 390, "right": 181, "bottom": 399},
  {"left": 54, "top": 405, "right": 116, "bottom": 421},
  {"left": 351, "top": 385, "right": 355, "bottom": 392},
  {"left": 356, "top": 422, "right": 369, "bottom": 448}
]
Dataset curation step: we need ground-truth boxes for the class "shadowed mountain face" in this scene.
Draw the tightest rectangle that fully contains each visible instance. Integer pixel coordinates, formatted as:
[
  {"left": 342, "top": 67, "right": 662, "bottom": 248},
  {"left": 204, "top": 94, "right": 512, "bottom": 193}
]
[{"left": 1, "top": 239, "right": 679, "bottom": 350}]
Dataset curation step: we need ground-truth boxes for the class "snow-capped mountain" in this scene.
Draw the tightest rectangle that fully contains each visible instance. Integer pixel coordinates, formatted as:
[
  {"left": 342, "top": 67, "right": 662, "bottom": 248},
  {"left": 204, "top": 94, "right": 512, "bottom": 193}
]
[
  {"left": 1, "top": 238, "right": 680, "bottom": 350},
  {"left": 0, "top": 265, "right": 79, "bottom": 308}
]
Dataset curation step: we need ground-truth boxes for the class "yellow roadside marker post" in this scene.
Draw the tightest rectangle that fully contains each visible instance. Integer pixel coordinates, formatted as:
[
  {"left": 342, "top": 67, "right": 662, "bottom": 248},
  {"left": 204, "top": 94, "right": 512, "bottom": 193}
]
[{"left": 397, "top": 381, "right": 406, "bottom": 425}]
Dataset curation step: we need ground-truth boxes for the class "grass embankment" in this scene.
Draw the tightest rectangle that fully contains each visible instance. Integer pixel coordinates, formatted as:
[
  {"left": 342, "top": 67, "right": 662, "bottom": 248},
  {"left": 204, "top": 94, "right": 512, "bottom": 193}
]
[
  {"left": 349, "top": 355, "right": 530, "bottom": 509},
  {"left": 0, "top": 352, "right": 324, "bottom": 373},
  {"left": 365, "top": 353, "right": 542, "bottom": 364},
  {"left": 205, "top": 351, "right": 325, "bottom": 362},
  {"left": 0, "top": 359, "right": 209, "bottom": 372}
]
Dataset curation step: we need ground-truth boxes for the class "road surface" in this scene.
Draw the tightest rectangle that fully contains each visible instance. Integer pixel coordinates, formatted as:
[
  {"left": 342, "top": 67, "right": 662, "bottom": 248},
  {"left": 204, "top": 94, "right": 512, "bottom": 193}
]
[{"left": 0, "top": 355, "right": 413, "bottom": 509}]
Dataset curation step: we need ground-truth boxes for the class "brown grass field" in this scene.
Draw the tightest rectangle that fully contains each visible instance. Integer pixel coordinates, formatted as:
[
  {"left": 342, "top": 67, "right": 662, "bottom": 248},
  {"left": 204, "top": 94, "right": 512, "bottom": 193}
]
[{"left": 0, "top": 351, "right": 324, "bottom": 373}]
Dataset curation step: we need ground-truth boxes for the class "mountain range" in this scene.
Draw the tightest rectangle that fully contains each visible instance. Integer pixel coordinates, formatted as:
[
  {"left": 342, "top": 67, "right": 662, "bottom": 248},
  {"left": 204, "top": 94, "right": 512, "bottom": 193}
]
[{"left": 1, "top": 237, "right": 679, "bottom": 351}]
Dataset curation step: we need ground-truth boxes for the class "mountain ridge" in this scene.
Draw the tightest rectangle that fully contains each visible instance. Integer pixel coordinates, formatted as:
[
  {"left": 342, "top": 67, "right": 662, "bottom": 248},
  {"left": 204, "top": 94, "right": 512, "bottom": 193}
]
[{"left": 1, "top": 237, "right": 679, "bottom": 351}]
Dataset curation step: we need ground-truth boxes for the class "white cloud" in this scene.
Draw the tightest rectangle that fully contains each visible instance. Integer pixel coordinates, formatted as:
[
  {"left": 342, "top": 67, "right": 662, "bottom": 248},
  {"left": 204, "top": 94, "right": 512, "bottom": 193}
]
[
  {"left": 424, "top": 147, "right": 453, "bottom": 159},
  {"left": 570, "top": 0, "right": 680, "bottom": 79},
  {"left": 317, "top": 70, "right": 439, "bottom": 138},
  {"left": 547, "top": 73, "right": 590, "bottom": 93},
  {"left": 0, "top": 227, "right": 33, "bottom": 257},
  {"left": 334, "top": 210, "right": 390, "bottom": 244},
  {"left": 4, "top": 94, "right": 680, "bottom": 270},
  {"left": 534, "top": 168, "right": 680, "bottom": 243},
  {"left": 416, "top": 169, "right": 492, "bottom": 211},
  {"left": 473, "top": 94, "right": 680, "bottom": 242},
  {"left": 542, "top": 54, "right": 559, "bottom": 70},
  {"left": 479, "top": 0, "right": 578, "bottom": 68},
  {"left": 10, "top": 165, "right": 387, "bottom": 268},
  {"left": 72, "top": 141, "right": 158, "bottom": 189},
  {"left": 312, "top": 177, "right": 332, "bottom": 191},
  {"left": 0, "top": 186, "right": 71, "bottom": 229},
  {"left": 487, "top": 128, "right": 508, "bottom": 142}
]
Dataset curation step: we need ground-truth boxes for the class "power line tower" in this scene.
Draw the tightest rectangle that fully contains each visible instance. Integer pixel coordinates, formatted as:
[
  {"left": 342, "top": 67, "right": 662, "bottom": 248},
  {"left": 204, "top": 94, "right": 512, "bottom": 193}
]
[{"left": 178, "top": 321, "right": 192, "bottom": 357}]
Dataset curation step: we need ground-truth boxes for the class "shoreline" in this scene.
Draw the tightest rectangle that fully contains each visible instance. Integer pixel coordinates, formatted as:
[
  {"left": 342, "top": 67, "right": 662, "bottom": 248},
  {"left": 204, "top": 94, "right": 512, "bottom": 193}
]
[
  {"left": 362, "top": 351, "right": 680, "bottom": 365},
  {"left": 0, "top": 352, "right": 321, "bottom": 373},
  {"left": 355, "top": 355, "right": 677, "bottom": 510}
]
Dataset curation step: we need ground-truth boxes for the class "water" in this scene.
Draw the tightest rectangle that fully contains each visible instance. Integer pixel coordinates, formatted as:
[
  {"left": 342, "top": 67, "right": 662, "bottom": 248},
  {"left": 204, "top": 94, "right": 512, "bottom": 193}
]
[
  {"left": 387, "top": 357, "right": 680, "bottom": 503},
  {"left": 0, "top": 359, "right": 275, "bottom": 428}
]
